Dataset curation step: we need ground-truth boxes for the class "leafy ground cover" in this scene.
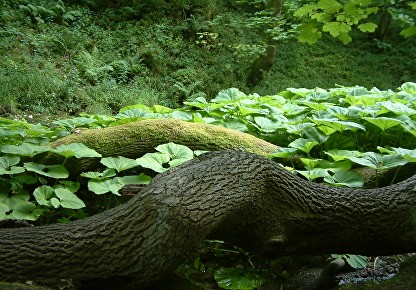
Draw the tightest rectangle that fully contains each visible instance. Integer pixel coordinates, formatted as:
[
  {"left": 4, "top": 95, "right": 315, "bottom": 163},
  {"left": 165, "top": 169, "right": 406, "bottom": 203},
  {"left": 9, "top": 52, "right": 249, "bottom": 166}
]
[
  {"left": 1, "top": 0, "right": 415, "bottom": 115},
  {"left": 1, "top": 82, "right": 416, "bottom": 288}
]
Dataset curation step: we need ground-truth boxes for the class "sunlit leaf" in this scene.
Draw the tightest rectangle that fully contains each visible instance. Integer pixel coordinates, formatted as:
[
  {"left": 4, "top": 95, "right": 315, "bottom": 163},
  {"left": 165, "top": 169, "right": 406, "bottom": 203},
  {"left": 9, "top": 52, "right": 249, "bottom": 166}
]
[
  {"left": 254, "top": 116, "right": 283, "bottom": 133},
  {"left": 53, "top": 143, "right": 102, "bottom": 158},
  {"left": 325, "top": 149, "right": 361, "bottom": 162},
  {"left": 312, "top": 119, "right": 366, "bottom": 132},
  {"left": 1, "top": 143, "right": 51, "bottom": 157},
  {"left": 212, "top": 88, "right": 246, "bottom": 102},
  {"left": 289, "top": 138, "right": 319, "bottom": 154},
  {"left": 100, "top": 156, "right": 139, "bottom": 172},
  {"left": 363, "top": 117, "right": 402, "bottom": 131},
  {"left": 358, "top": 22, "right": 377, "bottom": 32}
]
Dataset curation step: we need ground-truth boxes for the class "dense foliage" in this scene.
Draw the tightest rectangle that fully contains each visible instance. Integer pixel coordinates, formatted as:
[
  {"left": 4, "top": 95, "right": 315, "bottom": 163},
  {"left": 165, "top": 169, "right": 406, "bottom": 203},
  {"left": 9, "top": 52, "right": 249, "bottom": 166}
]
[
  {"left": 1, "top": 0, "right": 415, "bottom": 115},
  {"left": 1, "top": 0, "right": 415, "bottom": 288},
  {"left": 2, "top": 82, "right": 416, "bottom": 288}
]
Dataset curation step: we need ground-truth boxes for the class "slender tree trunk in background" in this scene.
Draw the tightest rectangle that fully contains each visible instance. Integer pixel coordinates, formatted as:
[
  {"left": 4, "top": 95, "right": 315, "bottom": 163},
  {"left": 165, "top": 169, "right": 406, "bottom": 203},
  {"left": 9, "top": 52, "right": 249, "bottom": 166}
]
[
  {"left": 374, "top": 8, "right": 392, "bottom": 40},
  {"left": 2, "top": 151, "right": 416, "bottom": 289},
  {"left": 269, "top": 0, "right": 283, "bottom": 15}
]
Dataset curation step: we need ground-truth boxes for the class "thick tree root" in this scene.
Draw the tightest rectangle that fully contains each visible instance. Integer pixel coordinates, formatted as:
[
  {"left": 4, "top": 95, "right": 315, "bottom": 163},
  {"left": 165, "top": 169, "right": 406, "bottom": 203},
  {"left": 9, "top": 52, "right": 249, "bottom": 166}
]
[
  {"left": 2, "top": 151, "right": 416, "bottom": 288},
  {"left": 42, "top": 118, "right": 278, "bottom": 174}
]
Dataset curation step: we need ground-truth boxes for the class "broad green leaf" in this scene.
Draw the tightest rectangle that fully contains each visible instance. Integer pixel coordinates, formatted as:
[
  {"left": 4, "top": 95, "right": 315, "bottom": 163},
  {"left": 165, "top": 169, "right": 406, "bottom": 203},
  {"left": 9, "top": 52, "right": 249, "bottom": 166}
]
[
  {"left": 0, "top": 191, "right": 30, "bottom": 209},
  {"left": 286, "top": 123, "right": 316, "bottom": 135},
  {"left": 297, "top": 168, "right": 330, "bottom": 181},
  {"left": 53, "top": 143, "right": 102, "bottom": 158},
  {"left": 364, "top": 117, "right": 402, "bottom": 131},
  {"left": 297, "top": 22, "right": 322, "bottom": 44},
  {"left": 323, "top": 22, "right": 351, "bottom": 37},
  {"left": 400, "top": 82, "right": 416, "bottom": 93},
  {"left": 332, "top": 254, "right": 367, "bottom": 269},
  {"left": 53, "top": 117, "right": 97, "bottom": 129},
  {"left": 358, "top": 22, "right": 377, "bottom": 32},
  {"left": 222, "top": 120, "right": 249, "bottom": 132},
  {"left": 24, "top": 162, "right": 69, "bottom": 179},
  {"left": 312, "top": 119, "right": 366, "bottom": 132},
  {"left": 303, "top": 127, "right": 329, "bottom": 144},
  {"left": 294, "top": 4, "right": 315, "bottom": 18},
  {"left": 55, "top": 188, "right": 85, "bottom": 209},
  {"left": 80, "top": 168, "right": 117, "bottom": 179},
  {"left": 156, "top": 143, "right": 194, "bottom": 160},
  {"left": 170, "top": 111, "right": 193, "bottom": 121},
  {"left": 400, "top": 26, "right": 416, "bottom": 38},
  {"left": 212, "top": 88, "right": 246, "bottom": 102},
  {"left": 377, "top": 147, "right": 416, "bottom": 162},
  {"left": 100, "top": 156, "right": 139, "bottom": 172},
  {"left": 289, "top": 138, "right": 319, "bottom": 154},
  {"left": 317, "top": 0, "right": 342, "bottom": 13},
  {"left": 268, "top": 148, "right": 298, "bottom": 159},
  {"left": 324, "top": 170, "right": 364, "bottom": 187},
  {"left": 136, "top": 153, "right": 170, "bottom": 173},
  {"left": 56, "top": 181, "right": 80, "bottom": 193},
  {"left": 282, "top": 103, "right": 308, "bottom": 116},
  {"left": 153, "top": 105, "right": 173, "bottom": 113},
  {"left": 88, "top": 177, "right": 124, "bottom": 195},
  {"left": 11, "top": 175, "right": 37, "bottom": 185},
  {"left": 1, "top": 143, "right": 51, "bottom": 157},
  {"left": 214, "top": 267, "right": 268, "bottom": 290},
  {"left": 0, "top": 156, "right": 24, "bottom": 175},
  {"left": 10, "top": 201, "right": 42, "bottom": 221},
  {"left": 33, "top": 185, "right": 55, "bottom": 207},
  {"left": 325, "top": 150, "right": 361, "bottom": 162},
  {"left": 254, "top": 116, "right": 283, "bottom": 133},
  {"left": 120, "top": 174, "right": 152, "bottom": 185},
  {"left": 348, "top": 152, "right": 408, "bottom": 169},
  {"left": 300, "top": 158, "right": 323, "bottom": 169},
  {"left": 378, "top": 101, "right": 416, "bottom": 115}
]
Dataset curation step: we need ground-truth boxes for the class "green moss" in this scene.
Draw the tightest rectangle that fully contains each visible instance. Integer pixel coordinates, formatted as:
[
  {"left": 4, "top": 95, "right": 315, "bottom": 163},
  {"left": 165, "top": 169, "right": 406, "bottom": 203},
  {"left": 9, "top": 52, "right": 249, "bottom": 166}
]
[{"left": 44, "top": 119, "right": 277, "bottom": 174}]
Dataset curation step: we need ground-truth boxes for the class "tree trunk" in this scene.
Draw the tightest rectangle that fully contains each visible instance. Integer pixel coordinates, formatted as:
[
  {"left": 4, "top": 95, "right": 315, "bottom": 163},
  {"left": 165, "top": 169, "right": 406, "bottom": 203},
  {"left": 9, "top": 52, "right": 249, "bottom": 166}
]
[
  {"left": 40, "top": 119, "right": 277, "bottom": 175},
  {"left": 1, "top": 151, "right": 416, "bottom": 288}
]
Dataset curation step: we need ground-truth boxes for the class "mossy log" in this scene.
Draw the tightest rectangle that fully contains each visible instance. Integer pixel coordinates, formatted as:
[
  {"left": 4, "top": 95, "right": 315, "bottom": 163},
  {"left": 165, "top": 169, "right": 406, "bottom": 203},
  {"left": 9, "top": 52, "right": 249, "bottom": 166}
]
[
  {"left": 2, "top": 151, "right": 416, "bottom": 289},
  {"left": 42, "top": 118, "right": 277, "bottom": 174}
]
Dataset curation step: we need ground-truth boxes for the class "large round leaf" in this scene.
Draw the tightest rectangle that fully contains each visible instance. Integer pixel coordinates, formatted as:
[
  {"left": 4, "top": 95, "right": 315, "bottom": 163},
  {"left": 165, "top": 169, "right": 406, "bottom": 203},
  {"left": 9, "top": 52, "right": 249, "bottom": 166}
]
[{"left": 24, "top": 162, "right": 69, "bottom": 179}]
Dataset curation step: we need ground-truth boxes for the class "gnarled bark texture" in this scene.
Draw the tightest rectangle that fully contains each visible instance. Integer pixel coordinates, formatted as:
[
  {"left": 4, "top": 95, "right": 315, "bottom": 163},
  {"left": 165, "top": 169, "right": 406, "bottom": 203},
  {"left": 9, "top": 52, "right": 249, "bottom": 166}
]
[{"left": 1, "top": 151, "right": 416, "bottom": 288}]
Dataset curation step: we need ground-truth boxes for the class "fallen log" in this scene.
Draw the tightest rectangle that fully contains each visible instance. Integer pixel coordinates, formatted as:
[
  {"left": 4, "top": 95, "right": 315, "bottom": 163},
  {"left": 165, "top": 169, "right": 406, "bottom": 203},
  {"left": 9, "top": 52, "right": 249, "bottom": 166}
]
[{"left": 1, "top": 151, "right": 416, "bottom": 289}]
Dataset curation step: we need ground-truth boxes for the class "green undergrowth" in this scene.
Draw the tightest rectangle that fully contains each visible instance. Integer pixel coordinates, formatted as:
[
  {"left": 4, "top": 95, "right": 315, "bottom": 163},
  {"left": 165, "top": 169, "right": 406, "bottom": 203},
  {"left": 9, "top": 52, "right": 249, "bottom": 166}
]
[
  {"left": 1, "top": 0, "right": 415, "bottom": 115},
  {"left": 1, "top": 82, "right": 416, "bottom": 289}
]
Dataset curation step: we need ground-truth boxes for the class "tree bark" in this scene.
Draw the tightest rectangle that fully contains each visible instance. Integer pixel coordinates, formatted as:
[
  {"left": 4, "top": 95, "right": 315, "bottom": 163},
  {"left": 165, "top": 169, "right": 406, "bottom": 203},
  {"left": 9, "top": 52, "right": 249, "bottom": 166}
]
[{"left": 1, "top": 151, "right": 416, "bottom": 288}]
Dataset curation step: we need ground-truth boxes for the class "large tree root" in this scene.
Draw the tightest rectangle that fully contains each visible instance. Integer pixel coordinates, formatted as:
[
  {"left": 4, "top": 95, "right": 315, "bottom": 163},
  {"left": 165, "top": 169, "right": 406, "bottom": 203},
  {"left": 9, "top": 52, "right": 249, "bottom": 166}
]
[
  {"left": 42, "top": 118, "right": 278, "bottom": 174},
  {"left": 1, "top": 151, "right": 416, "bottom": 288}
]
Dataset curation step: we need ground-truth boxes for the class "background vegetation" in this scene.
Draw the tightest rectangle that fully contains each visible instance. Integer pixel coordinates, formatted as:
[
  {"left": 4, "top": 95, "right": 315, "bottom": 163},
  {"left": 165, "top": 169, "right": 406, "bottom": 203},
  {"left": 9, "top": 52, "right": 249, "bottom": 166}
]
[
  {"left": 0, "top": 0, "right": 415, "bottom": 115},
  {"left": 0, "top": 0, "right": 416, "bottom": 288}
]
